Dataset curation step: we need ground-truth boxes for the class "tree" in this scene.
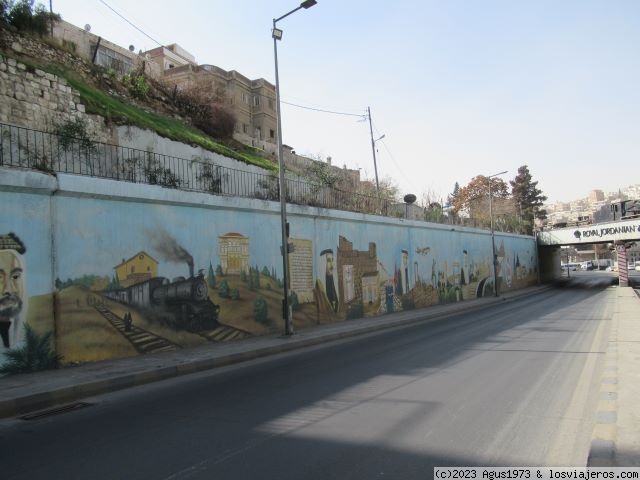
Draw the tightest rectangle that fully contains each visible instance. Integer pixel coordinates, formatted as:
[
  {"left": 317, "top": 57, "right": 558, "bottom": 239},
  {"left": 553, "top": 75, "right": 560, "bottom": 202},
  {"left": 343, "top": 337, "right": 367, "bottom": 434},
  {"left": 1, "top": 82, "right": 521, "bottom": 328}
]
[
  {"left": 453, "top": 175, "right": 509, "bottom": 224},
  {"left": 215, "top": 264, "right": 223, "bottom": 276},
  {"left": 207, "top": 262, "right": 216, "bottom": 288},
  {"left": 254, "top": 297, "right": 268, "bottom": 324},
  {"left": 447, "top": 182, "right": 460, "bottom": 211},
  {"left": 5, "top": 0, "right": 60, "bottom": 35},
  {"left": 424, "top": 202, "right": 445, "bottom": 223},
  {"left": 218, "top": 279, "right": 230, "bottom": 298},
  {"left": 509, "top": 165, "right": 547, "bottom": 235}
]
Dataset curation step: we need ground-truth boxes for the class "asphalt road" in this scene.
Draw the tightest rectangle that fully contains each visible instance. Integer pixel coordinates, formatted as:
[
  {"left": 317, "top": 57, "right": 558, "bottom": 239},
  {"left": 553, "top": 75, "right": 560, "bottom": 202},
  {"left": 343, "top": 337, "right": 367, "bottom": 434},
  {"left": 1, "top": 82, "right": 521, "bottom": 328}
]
[{"left": 0, "top": 276, "right": 618, "bottom": 480}]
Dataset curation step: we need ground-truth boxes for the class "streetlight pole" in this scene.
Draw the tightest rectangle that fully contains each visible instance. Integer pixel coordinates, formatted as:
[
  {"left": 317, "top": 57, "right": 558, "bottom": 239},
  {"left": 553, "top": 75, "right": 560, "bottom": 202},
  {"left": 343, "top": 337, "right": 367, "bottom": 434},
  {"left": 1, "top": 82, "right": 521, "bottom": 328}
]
[
  {"left": 272, "top": 0, "right": 317, "bottom": 336},
  {"left": 488, "top": 170, "right": 507, "bottom": 297}
]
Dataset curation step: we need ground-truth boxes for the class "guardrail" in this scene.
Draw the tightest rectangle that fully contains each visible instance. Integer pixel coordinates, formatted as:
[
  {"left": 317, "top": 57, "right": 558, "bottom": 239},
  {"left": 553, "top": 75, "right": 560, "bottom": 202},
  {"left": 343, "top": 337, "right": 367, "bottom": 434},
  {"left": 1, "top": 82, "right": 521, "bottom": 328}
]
[{"left": 0, "top": 122, "right": 396, "bottom": 215}]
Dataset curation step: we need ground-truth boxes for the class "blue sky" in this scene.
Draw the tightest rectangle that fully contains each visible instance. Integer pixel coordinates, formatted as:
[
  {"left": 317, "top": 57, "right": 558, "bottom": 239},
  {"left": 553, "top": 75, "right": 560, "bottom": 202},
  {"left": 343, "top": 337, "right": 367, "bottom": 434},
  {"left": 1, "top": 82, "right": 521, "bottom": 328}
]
[{"left": 53, "top": 0, "right": 640, "bottom": 204}]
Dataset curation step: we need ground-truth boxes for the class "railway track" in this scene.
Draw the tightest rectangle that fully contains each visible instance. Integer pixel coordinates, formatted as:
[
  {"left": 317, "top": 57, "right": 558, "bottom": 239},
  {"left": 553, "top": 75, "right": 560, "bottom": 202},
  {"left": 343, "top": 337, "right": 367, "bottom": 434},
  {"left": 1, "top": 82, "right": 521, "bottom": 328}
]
[
  {"left": 198, "top": 324, "right": 251, "bottom": 342},
  {"left": 92, "top": 303, "right": 181, "bottom": 355}
]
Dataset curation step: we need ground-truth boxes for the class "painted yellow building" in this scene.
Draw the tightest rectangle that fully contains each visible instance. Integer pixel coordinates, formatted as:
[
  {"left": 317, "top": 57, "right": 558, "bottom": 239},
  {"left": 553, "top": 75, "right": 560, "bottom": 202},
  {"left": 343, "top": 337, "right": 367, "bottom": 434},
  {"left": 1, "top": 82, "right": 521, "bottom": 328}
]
[
  {"left": 114, "top": 251, "right": 159, "bottom": 286},
  {"left": 218, "top": 233, "right": 249, "bottom": 275}
]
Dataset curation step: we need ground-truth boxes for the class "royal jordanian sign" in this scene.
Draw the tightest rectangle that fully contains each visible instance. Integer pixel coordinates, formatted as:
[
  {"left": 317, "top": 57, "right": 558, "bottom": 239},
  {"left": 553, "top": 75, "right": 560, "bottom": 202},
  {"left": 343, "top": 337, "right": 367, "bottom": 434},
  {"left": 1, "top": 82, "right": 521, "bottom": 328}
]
[{"left": 537, "top": 219, "right": 640, "bottom": 246}]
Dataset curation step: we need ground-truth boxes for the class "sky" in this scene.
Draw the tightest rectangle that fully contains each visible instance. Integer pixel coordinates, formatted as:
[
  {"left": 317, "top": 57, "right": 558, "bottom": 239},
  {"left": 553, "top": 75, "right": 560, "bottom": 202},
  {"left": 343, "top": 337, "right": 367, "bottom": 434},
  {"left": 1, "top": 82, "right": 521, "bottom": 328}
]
[{"left": 52, "top": 0, "right": 640, "bottom": 204}]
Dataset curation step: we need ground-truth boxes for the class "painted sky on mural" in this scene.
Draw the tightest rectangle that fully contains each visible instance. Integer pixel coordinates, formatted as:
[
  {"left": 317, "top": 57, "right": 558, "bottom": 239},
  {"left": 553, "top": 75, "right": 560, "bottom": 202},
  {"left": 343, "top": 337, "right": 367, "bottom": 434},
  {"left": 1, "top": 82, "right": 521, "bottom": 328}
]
[{"left": 53, "top": 0, "right": 640, "bottom": 204}]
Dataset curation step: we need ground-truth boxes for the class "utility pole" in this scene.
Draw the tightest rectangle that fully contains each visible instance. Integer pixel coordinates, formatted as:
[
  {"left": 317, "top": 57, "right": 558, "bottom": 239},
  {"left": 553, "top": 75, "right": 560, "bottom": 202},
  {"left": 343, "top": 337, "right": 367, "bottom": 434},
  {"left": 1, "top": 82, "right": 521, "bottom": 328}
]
[{"left": 367, "top": 106, "right": 380, "bottom": 196}]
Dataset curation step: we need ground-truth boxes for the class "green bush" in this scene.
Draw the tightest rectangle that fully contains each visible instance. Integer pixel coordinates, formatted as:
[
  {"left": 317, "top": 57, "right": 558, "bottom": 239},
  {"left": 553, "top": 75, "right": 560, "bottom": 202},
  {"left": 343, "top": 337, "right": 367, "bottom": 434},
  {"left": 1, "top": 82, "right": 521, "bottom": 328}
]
[
  {"left": 54, "top": 117, "right": 96, "bottom": 154},
  {"left": 0, "top": 324, "right": 62, "bottom": 374},
  {"left": 254, "top": 297, "right": 268, "bottom": 324},
  {"left": 123, "top": 72, "right": 150, "bottom": 100},
  {"left": 230, "top": 288, "right": 240, "bottom": 300},
  {"left": 218, "top": 279, "right": 230, "bottom": 298}
]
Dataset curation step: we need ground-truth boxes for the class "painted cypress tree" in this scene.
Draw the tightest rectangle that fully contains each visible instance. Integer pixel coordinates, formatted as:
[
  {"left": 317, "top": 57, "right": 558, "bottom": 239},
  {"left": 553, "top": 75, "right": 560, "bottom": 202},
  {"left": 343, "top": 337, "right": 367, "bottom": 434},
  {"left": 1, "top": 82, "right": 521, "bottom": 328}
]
[{"left": 207, "top": 262, "right": 216, "bottom": 288}]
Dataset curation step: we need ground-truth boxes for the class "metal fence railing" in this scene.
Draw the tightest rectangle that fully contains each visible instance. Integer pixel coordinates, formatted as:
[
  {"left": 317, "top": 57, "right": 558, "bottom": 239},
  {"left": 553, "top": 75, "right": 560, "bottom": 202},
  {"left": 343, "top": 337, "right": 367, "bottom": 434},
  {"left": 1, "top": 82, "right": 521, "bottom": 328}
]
[{"left": 0, "top": 121, "right": 399, "bottom": 216}]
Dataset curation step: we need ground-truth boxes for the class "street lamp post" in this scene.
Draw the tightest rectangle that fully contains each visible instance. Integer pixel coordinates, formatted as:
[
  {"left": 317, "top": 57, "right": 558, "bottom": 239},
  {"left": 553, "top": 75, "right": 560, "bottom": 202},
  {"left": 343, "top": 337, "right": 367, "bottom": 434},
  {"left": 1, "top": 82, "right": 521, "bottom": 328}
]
[
  {"left": 488, "top": 170, "right": 507, "bottom": 297},
  {"left": 272, "top": 0, "right": 317, "bottom": 336}
]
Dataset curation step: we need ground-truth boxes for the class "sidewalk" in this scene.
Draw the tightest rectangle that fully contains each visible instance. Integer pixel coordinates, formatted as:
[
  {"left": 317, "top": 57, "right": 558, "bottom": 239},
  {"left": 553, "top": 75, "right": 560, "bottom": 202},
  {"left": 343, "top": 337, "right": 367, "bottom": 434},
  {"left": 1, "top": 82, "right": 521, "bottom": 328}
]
[
  {"left": 0, "top": 286, "right": 545, "bottom": 419},
  {"left": 588, "top": 286, "right": 640, "bottom": 467}
]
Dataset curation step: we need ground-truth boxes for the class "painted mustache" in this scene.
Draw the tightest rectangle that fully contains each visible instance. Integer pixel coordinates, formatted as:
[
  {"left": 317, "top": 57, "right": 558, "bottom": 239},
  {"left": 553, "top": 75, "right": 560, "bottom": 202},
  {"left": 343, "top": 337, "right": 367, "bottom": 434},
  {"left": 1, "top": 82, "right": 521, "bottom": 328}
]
[{"left": 0, "top": 294, "right": 23, "bottom": 318}]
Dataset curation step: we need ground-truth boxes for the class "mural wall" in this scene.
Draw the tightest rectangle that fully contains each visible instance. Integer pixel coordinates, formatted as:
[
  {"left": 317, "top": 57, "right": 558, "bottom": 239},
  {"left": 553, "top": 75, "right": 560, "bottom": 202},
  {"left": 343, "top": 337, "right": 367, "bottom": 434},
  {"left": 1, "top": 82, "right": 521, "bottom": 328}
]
[{"left": 1, "top": 170, "right": 539, "bottom": 367}]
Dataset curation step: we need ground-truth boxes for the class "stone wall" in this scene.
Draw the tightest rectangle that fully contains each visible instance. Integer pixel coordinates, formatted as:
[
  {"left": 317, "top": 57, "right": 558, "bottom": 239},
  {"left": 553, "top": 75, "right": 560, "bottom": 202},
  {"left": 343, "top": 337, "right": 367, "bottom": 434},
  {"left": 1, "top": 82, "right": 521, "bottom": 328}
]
[{"left": 0, "top": 34, "right": 112, "bottom": 142}]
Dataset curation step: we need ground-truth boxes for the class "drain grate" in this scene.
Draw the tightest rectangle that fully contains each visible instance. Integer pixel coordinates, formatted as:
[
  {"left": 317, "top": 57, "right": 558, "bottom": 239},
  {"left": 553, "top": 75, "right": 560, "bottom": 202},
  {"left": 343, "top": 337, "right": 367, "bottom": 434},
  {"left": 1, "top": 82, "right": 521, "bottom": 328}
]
[{"left": 19, "top": 402, "right": 92, "bottom": 420}]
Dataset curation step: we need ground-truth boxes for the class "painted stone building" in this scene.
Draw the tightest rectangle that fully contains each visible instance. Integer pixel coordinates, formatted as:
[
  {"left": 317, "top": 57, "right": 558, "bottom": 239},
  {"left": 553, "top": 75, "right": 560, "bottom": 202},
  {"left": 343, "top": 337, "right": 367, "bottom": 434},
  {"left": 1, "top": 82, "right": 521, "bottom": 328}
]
[
  {"left": 336, "top": 236, "right": 379, "bottom": 317},
  {"left": 114, "top": 251, "right": 159, "bottom": 286},
  {"left": 218, "top": 232, "right": 249, "bottom": 275}
]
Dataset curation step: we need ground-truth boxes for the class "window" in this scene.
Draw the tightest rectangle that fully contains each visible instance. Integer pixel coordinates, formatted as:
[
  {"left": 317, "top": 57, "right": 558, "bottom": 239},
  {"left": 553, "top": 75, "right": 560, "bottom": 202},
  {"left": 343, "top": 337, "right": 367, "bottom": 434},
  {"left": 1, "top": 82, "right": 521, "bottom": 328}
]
[
  {"left": 131, "top": 266, "right": 135, "bottom": 273},
  {"left": 241, "top": 92, "right": 249, "bottom": 104},
  {"left": 268, "top": 98, "right": 274, "bottom": 110},
  {"left": 270, "top": 129, "right": 275, "bottom": 139},
  {"left": 253, "top": 96, "right": 260, "bottom": 106},
  {"left": 255, "top": 127, "right": 262, "bottom": 139},
  {"left": 243, "top": 124, "right": 249, "bottom": 134}
]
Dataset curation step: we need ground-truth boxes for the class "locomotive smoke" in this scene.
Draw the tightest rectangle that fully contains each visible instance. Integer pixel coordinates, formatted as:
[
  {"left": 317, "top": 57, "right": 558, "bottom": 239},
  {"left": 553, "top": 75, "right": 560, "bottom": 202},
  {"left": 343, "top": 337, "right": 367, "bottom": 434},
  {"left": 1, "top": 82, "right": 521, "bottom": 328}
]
[{"left": 151, "top": 230, "right": 195, "bottom": 277}]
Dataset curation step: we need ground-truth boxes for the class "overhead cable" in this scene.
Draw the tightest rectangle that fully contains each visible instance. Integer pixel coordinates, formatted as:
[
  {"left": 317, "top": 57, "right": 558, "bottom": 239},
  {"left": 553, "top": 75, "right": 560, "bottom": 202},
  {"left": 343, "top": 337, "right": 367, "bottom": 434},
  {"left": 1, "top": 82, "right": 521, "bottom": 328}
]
[
  {"left": 280, "top": 100, "right": 366, "bottom": 119},
  {"left": 98, "top": 0, "right": 164, "bottom": 48}
]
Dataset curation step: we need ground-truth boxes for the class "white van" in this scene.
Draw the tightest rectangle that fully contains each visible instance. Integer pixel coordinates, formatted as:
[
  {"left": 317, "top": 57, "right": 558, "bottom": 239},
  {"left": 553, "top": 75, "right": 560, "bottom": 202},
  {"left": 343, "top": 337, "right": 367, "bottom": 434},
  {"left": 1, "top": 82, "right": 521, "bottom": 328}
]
[{"left": 635, "top": 261, "right": 640, "bottom": 272}]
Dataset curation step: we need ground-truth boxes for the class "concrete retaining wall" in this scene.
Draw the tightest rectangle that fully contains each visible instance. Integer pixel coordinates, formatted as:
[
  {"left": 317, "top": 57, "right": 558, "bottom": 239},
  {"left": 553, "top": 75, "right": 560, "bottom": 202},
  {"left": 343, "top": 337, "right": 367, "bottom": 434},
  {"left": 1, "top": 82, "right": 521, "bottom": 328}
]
[{"left": 0, "top": 168, "right": 539, "bottom": 368}]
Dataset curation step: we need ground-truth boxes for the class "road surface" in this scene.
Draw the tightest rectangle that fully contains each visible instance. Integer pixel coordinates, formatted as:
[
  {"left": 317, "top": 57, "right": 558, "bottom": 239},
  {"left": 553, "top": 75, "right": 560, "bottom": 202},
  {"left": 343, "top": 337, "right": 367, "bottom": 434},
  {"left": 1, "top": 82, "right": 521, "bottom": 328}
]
[{"left": 0, "top": 275, "right": 617, "bottom": 479}]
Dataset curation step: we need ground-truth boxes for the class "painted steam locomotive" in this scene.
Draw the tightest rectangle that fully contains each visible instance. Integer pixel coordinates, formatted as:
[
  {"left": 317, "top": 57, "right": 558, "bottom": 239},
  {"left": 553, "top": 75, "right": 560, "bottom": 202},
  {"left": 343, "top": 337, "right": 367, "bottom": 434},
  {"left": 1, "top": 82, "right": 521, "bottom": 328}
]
[{"left": 103, "top": 270, "right": 220, "bottom": 332}]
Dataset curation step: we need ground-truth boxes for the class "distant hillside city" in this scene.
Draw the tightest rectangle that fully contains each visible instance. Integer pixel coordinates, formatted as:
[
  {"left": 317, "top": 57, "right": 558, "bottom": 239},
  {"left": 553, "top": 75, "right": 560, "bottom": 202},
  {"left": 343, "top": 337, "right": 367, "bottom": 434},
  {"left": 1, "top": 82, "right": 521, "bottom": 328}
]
[{"left": 544, "top": 183, "right": 640, "bottom": 228}]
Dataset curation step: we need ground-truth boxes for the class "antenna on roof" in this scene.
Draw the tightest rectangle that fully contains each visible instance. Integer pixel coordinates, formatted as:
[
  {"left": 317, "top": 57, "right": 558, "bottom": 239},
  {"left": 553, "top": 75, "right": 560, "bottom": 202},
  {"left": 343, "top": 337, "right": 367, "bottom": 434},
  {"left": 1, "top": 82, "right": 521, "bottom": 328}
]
[
  {"left": 129, "top": 45, "right": 135, "bottom": 52},
  {"left": 84, "top": 24, "right": 91, "bottom": 32}
]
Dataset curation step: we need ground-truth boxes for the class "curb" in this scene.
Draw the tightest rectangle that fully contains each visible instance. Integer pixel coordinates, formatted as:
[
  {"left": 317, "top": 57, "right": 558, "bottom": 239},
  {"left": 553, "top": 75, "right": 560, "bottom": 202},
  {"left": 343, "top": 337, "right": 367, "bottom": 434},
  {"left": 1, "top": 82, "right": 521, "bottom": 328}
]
[
  {"left": 0, "top": 285, "right": 552, "bottom": 419},
  {"left": 587, "top": 285, "right": 639, "bottom": 467}
]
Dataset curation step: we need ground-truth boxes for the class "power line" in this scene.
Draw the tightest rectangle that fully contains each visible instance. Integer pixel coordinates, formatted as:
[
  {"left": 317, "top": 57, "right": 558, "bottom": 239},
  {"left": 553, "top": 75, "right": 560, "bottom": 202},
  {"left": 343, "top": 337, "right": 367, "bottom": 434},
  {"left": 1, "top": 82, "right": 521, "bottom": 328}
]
[
  {"left": 97, "top": 0, "right": 164, "bottom": 48},
  {"left": 280, "top": 100, "right": 366, "bottom": 119},
  {"left": 371, "top": 121, "right": 414, "bottom": 188}
]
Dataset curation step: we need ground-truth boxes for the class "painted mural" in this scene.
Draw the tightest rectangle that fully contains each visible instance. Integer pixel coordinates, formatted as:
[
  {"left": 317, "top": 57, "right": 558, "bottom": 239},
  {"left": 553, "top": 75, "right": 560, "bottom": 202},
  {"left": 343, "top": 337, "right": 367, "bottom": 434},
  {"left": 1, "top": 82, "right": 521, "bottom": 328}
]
[
  {"left": 0, "top": 178, "right": 539, "bottom": 369},
  {"left": 0, "top": 233, "right": 27, "bottom": 350}
]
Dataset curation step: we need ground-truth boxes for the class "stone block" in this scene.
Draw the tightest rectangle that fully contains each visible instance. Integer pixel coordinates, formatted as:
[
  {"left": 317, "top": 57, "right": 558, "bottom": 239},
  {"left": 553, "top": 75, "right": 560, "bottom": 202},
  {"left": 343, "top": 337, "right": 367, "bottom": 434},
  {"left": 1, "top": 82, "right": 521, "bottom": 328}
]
[
  {"left": 10, "top": 42, "right": 22, "bottom": 53},
  {"left": 45, "top": 73, "right": 56, "bottom": 82},
  {"left": 8, "top": 66, "right": 16, "bottom": 75},
  {"left": 17, "top": 63, "right": 26, "bottom": 71},
  {"left": 0, "top": 62, "right": 6, "bottom": 71},
  {"left": 35, "top": 69, "right": 46, "bottom": 77},
  {"left": 77, "top": 104, "right": 86, "bottom": 113},
  {"left": 49, "top": 102, "right": 58, "bottom": 110},
  {"left": 14, "top": 91, "right": 26, "bottom": 102},
  {"left": 7, "top": 58, "right": 17, "bottom": 67}
]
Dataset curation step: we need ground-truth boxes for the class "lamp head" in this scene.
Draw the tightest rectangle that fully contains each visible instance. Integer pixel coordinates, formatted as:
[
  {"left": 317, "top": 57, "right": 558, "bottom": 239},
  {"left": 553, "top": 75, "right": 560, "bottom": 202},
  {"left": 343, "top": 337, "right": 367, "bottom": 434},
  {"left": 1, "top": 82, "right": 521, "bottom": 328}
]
[
  {"left": 272, "top": 27, "right": 283, "bottom": 40},
  {"left": 301, "top": 0, "right": 317, "bottom": 8}
]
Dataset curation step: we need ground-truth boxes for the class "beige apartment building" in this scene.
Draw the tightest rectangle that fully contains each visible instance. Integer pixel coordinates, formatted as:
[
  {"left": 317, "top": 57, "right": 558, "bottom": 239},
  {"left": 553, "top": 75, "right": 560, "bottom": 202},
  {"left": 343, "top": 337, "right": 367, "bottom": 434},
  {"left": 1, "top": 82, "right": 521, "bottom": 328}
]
[{"left": 156, "top": 52, "right": 277, "bottom": 149}]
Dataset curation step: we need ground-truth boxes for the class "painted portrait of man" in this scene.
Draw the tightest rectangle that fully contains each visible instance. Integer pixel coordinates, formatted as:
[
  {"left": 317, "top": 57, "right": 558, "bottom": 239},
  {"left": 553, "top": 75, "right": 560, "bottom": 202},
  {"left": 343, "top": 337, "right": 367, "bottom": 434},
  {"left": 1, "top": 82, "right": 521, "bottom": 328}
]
[
  {"left": 317, "top": 248, "right": 339, "bottom": 313},
  {"left": 0, "top": 233, "right": 27, "bottom": 350}
]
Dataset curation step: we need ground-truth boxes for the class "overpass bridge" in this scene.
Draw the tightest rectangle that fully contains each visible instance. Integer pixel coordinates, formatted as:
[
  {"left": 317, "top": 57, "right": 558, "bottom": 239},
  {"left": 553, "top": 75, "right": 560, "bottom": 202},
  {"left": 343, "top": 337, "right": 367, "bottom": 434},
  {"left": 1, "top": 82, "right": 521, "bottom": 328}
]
[{"left": 537, "top": 217, "right": 640, "bottom": 286}]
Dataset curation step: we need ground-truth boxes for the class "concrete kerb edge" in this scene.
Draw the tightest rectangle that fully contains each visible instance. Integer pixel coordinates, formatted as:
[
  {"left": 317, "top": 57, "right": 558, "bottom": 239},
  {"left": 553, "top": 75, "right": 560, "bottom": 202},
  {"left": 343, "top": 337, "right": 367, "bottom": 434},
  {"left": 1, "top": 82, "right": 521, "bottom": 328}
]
[
  {"left": 0, "top": 284, "right": 551, "bottom": 419},
  {"left": 587, "top": 286, "right": 640, "bottom": 467}
]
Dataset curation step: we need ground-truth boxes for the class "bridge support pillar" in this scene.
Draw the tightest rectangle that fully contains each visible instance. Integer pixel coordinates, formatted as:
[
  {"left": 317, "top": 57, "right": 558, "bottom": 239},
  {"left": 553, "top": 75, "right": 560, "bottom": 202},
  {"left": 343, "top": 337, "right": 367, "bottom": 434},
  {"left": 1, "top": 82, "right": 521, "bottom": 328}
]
[{"left": 616, "top": 241, "right": 629, "bottom": 287}]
